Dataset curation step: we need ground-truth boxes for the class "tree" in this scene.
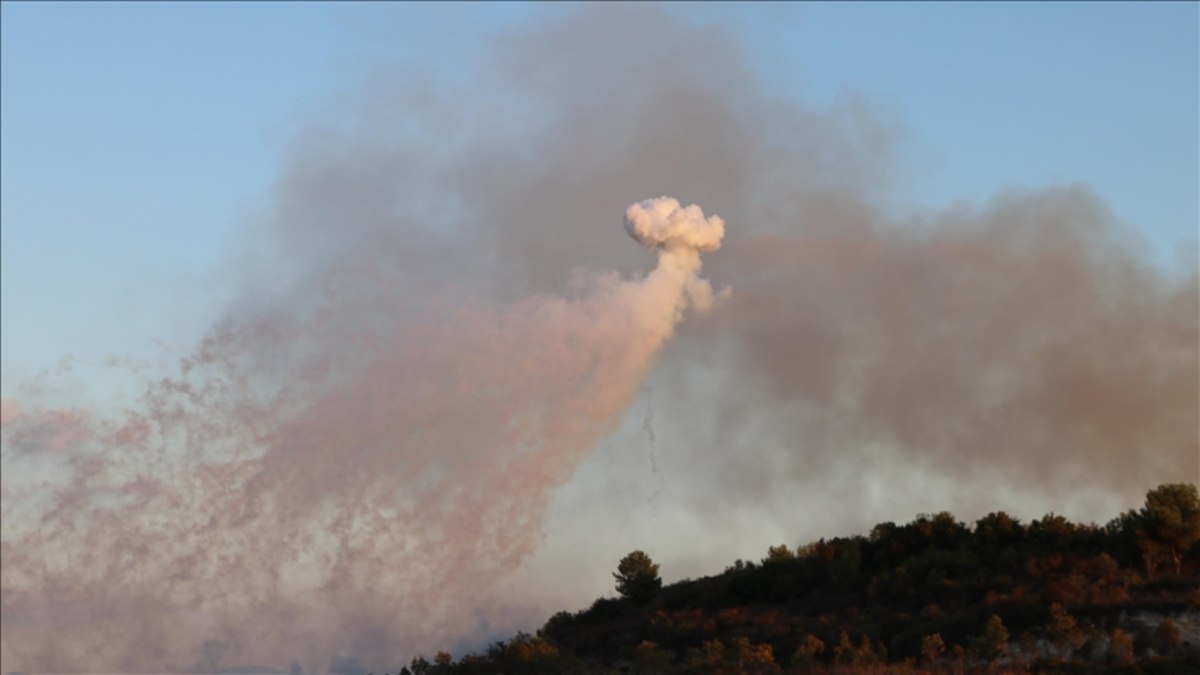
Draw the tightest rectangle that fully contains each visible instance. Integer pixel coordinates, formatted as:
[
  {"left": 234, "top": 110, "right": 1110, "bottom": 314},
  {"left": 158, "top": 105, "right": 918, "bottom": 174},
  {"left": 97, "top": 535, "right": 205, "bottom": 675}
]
[
  {"left": 1136, "top": 483, "right": 1200, "bottom": 577},
  {"left": 1152, "top": 618, "right": 1181, "bottom": 656},
  {"left": 920, "top": 633, "right": 945, "bottom": 665},
  {"left": 614, "top": 550, "right": 662, "bottom": 604},
  {"left": 763, "top": 544, "right": 795, "bottom": 563},
  {"left": 1109, "top": 628, "right": 1134, "bottom": 665},
  {"left": 792, "top": 635, "right": 824, "bottom": 667},
  {"left": 633, "top": 640, "right": 672, "bottom": 674},
  {"left": 850, "top": 636, "right": 882, "bottom": 667},
  {"left": 975, "top": 512, "right": 1022, "bottom": 549},
  {"left": 493, "top": 633, "right": 561, "bottom": 673},
  {"left": 832, "top": 631, "right": 854, "bottom": 667},
  {"left": 686, "top": 639, "right": 726, "bottom": 670},
  {"left": 730, "top": 637, "right": 776, "bottom": 672},
  {"left": 978, "top": 614, "right": 1009, "bottom": 662},
  {"left": 1047, "top": 602, "right": 1085, "bottom": 653},
  {"left": 1029, "top": 513, "right": 1076, "bottom": 552}
]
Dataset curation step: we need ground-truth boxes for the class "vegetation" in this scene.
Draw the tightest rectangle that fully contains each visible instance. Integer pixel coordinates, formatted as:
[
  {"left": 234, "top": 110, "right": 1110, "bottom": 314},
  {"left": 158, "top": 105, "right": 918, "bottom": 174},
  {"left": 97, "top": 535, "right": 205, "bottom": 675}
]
[
  {"left": 616, "top": 550, "right": 665, "bottom": 605},
  {"left": 392, "top": 483, "right": 1199, "bottom": 673}
]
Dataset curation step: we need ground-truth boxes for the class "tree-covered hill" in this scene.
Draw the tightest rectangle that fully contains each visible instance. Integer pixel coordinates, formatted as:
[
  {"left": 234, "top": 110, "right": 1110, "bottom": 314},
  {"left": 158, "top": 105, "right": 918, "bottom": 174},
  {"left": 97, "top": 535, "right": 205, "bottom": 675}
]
[{"left": 394, "top": 484, "right": 1200, "bottom": 674}]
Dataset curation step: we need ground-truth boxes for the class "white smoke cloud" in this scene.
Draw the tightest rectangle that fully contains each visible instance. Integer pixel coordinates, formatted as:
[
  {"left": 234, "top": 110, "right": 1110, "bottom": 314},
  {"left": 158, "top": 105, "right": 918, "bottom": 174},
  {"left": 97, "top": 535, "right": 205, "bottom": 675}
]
[
  {"left": 625, "top": 197, "right": 725, "bottom": 253},
  {"left": 625, "top": 197, "right": 729, "bottom": 315}
]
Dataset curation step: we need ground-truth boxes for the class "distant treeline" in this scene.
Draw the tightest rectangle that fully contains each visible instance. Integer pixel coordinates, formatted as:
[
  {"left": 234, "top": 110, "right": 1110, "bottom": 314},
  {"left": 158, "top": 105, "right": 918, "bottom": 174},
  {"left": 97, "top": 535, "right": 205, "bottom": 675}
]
[{"left": 391, "top": 483, "right": 1199, "bottom": 674}]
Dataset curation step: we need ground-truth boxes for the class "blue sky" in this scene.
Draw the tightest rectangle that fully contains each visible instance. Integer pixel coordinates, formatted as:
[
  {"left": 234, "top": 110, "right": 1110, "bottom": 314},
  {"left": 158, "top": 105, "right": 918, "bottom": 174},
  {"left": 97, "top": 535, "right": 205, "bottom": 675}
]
[{"left": 2, "top": 1, "right": 1197, "bottom": 397}]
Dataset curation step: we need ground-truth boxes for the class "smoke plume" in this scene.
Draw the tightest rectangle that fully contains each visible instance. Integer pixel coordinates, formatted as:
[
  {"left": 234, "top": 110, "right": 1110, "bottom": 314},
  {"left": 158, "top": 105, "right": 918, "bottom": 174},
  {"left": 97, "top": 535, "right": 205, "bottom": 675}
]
[
  {"left": 0, "top": 194, "right": 724, "bottom": 672},
  {"left": 2, "top": 4, "right": 1196, "bottom": 673}
]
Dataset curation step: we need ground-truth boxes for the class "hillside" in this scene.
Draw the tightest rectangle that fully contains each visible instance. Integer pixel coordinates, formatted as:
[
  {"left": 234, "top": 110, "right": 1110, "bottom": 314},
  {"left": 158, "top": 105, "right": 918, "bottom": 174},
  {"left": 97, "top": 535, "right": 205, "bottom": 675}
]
[{"left": 395, "top": 484, "right": 1199, "bottom": 674}]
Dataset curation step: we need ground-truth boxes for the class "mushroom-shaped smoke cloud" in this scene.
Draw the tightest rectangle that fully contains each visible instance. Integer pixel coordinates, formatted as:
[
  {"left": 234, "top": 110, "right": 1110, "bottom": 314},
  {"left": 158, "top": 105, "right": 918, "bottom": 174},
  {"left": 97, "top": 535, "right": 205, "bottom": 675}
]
[
  {"left": 625, "top": 196, "right": 728, "bottom": 314},
  {"left": 625, "top": 196, "right": 725, "bottom": 252}
]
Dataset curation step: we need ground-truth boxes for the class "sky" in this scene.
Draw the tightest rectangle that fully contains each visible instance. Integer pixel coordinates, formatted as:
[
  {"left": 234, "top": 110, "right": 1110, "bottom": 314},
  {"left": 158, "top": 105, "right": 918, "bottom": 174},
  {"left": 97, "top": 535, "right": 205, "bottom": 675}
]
[
  {"left": 1, "top": 3, "right": 1197, "bottom": 674},
  {"left": 2, "top": 3, "right": 1197, "bottom": 393}
]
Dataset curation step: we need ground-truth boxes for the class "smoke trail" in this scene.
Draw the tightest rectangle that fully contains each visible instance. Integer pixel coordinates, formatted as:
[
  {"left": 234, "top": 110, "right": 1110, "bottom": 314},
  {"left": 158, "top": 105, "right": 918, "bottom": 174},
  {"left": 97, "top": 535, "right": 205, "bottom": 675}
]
[
  {"left": 0, "top": 197, "right": 725, "bottom": 672},
  {"left": 640, "top": 385, "right": 664, "bottom": 519}
]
